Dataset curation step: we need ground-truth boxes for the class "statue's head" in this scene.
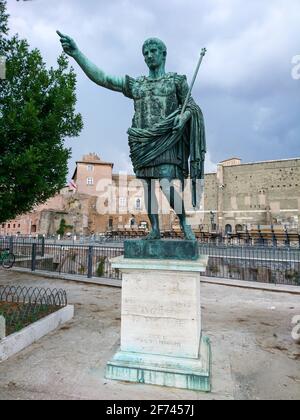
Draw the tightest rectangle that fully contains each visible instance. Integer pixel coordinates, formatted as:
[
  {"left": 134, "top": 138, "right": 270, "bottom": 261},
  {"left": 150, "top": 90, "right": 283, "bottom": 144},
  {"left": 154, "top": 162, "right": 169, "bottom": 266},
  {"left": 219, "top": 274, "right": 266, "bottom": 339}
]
[{"left": 142, "top": 38, "right": 167, "bottom": 70}]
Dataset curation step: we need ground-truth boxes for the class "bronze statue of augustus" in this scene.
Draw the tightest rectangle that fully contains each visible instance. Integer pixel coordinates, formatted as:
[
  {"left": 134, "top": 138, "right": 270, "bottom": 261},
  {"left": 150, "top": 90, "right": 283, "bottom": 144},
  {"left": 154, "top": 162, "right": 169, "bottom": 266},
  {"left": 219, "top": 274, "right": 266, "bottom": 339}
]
[{"left": 57, "top": 32, "right": 206, "bottom": 240}]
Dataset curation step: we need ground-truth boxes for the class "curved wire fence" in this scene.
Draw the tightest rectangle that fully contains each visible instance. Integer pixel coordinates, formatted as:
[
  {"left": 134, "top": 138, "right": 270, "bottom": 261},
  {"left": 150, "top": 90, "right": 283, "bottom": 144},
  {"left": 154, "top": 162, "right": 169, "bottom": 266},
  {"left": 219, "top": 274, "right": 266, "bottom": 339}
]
[{"left": 0, "top": 286, "right": 67, "bottom": 336}]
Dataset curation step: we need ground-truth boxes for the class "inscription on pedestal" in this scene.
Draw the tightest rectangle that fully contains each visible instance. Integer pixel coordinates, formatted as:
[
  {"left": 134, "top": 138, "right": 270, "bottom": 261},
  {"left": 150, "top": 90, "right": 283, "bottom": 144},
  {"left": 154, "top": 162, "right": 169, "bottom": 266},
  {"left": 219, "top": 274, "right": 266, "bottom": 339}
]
[{"left": 121, "top": 271, "right": 201, "bottom": 358}]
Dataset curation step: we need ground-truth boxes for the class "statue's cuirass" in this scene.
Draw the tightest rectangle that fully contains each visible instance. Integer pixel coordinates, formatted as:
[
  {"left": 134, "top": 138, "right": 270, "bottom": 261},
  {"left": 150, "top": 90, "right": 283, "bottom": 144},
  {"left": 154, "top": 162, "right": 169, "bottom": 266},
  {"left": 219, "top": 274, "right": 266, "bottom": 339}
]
[{"left": 131, "top": 73, "right": 179, "bottom": 129}]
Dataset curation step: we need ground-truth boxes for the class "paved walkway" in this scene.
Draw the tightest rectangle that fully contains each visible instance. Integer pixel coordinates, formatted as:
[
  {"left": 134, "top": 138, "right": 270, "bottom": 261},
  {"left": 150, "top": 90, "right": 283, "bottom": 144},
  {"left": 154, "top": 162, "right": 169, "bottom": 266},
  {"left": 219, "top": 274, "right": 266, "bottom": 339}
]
[
  {"left": 11, "top": 267, "right": 300, "bottom": 295},
  {"left": 0, "top": 269, "right": 299, "bottom": 400}
]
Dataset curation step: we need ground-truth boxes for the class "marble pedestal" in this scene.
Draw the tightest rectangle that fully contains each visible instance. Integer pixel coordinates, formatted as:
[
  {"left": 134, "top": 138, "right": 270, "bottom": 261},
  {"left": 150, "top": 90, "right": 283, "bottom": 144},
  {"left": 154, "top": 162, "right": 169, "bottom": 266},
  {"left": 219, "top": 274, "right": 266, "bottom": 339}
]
[{"left": 105, "top": 256, "right": 211, "bottom": 392}]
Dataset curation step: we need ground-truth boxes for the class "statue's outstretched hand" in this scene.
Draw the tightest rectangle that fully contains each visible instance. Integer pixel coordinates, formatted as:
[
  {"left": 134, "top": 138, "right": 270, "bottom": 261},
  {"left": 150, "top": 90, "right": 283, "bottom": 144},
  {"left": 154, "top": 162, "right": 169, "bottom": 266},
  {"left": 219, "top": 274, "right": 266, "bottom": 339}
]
[{"left": 56, "top": 30, "right": 79, "bottom": 57}]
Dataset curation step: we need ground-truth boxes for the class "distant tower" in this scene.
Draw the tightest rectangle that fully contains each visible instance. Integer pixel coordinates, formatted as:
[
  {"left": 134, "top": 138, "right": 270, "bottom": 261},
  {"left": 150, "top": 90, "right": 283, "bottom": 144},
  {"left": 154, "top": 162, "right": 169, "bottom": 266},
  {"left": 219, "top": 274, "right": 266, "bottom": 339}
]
[{"left": 72, "top": 153, "right": 114, "bottom": 196}]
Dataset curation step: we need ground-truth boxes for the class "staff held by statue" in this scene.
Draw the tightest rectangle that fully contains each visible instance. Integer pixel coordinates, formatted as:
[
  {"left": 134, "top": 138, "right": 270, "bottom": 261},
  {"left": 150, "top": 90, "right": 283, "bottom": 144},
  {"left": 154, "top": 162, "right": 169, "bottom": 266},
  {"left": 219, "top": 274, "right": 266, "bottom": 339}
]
[{"left": 181, "top": 48, "right": 207, "bottom": 208}]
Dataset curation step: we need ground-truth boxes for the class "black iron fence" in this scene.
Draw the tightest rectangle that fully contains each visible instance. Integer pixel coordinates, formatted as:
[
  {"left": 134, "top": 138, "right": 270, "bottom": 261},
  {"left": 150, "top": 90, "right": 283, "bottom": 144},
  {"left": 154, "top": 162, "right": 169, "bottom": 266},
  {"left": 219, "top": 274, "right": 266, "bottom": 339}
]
[
  {"left": 199, "top": 244, "right": 300, "bottom": 286},
  {"left": 0, "top": 236, "right": 45, "bottom": 257},
  {"left": 2, "top": 238, "right": 300, "bottom": 286},
  {"left": 0, "top": 286, "right": 67, "bottom": 336},
  {"left": 10, "top": 242, "right": 124, "bottom": 280}
]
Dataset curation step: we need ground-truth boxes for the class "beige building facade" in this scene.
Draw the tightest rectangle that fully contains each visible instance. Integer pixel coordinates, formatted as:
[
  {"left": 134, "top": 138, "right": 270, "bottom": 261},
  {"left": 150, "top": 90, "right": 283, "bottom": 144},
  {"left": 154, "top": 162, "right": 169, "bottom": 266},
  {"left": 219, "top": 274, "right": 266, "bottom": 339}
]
[
  {"left": 206, "top": 157, "right": 300, "bottom": 234},
  {"left": 1, "top": 154, "right": 300, "bottom": 236}
]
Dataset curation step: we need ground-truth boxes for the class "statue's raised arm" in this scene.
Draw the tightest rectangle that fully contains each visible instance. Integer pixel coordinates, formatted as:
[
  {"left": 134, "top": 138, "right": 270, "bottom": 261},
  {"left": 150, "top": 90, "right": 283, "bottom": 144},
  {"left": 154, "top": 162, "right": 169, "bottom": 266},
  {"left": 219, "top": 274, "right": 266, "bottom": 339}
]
[{"left": 56, "top": 31, "right": 124, "bottom": 92}]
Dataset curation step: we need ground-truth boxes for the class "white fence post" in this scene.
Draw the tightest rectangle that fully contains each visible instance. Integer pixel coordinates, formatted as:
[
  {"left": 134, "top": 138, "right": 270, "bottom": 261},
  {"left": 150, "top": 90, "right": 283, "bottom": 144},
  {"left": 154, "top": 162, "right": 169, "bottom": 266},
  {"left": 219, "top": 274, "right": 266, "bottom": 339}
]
[{"left": 0, "top": 316, "right": 6, "bottom": 340}]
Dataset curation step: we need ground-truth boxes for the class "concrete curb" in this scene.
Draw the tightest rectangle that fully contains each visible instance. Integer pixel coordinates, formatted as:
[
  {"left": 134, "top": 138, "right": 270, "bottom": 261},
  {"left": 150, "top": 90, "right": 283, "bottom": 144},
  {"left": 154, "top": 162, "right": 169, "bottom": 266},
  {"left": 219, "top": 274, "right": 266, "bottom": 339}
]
[
  {"left": 7, "top": 267, "right": 300, "bottom": 295},
  {"left": 0, "top": 305, "right": 74, "bottom": 362},
  {"left": 201, "top": 277, "right": 300, "bottom": 295},
  {"left": 9, "top": 267, "right": 122, "bottom": 288}
]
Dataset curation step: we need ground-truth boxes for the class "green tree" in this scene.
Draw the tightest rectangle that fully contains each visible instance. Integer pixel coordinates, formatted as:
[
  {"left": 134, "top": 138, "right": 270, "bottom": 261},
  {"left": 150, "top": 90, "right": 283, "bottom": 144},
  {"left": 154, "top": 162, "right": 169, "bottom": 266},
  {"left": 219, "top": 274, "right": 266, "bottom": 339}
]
[
  {"left": 0, "top": 0, "right": 83, "bottom": 223},
  {"left": 56, "top": 218, "right": 73, "bottom": 236},
  {"left": 96, "top": 256, "right": 106, "bottom": 277}
]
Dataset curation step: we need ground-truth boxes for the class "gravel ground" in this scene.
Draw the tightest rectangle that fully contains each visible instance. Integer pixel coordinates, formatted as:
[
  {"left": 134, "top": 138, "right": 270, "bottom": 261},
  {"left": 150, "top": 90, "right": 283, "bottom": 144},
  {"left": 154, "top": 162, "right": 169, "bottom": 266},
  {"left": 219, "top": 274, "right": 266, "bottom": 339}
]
[{"left": 0, "top": 269, "right": 299, "bottom": 400}]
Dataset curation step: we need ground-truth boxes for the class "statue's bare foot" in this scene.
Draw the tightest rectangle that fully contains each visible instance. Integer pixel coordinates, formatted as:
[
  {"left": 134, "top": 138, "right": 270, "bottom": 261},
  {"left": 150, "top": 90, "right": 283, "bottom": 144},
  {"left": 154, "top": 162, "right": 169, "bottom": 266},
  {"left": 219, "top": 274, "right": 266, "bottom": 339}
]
[
  {"left": 182, "top": 225, "right": 196, "bottom": 241},
  {"left": 145, "top": 230, "right": 161, "bottom": 240}
]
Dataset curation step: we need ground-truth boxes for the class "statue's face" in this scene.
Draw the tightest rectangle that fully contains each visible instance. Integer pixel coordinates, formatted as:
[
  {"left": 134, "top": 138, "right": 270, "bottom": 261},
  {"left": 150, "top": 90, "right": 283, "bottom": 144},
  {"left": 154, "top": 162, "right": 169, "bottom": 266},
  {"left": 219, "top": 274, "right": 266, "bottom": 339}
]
[{"left": 143, "top": 43, "right": 165, "bottom": 70}]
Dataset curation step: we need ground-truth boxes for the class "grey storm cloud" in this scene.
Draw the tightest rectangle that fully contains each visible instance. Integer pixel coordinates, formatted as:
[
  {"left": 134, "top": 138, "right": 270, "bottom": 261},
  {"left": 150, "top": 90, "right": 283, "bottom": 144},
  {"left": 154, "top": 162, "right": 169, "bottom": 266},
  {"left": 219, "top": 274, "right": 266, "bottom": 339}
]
[{"left": 6, "top": 0, "right": 300, "bottom": 177}]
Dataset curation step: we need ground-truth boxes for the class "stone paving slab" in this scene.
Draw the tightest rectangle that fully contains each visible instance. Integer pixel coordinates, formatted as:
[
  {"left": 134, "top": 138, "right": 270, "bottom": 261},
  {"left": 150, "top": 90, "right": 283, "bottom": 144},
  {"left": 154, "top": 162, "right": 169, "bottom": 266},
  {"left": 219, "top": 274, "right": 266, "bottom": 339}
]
[
  {"left": 0, "top": 269, "right": 299, "bottom": 400},
  {"left": 10, "top": 267, "right": 300, "bottom": 294}
]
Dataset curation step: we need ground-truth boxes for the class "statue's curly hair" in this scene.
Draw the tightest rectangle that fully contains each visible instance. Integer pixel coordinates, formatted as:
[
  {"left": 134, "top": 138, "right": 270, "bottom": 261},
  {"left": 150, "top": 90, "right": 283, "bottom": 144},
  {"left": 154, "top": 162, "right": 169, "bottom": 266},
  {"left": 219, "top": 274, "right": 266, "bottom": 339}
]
[{"left": 142, "top": 38, "right": 167, "bottom": 58}]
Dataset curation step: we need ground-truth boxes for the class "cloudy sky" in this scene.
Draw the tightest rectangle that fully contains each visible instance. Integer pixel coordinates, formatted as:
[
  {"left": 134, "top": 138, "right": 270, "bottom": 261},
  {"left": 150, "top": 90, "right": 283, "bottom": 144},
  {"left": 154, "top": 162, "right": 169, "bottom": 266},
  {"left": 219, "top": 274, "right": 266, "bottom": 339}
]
[{"left": 6, "top": 0, "right": 300, "bottom": 177}]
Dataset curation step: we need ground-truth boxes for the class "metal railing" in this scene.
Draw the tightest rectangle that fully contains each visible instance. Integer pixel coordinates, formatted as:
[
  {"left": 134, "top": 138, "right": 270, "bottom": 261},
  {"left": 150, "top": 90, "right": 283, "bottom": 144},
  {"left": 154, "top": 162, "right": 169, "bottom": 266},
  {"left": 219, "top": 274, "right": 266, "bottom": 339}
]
[
  {"left": 0, "top": 286, "right": 67, "bottom": 336},
  {"left": 2, "top": 238, "right": 300, "bottom": 286},
  {"left": 0, "top": 236, "right": 45, "bottom": 257},
  {"left": 199, "top": 243, "right": 300, "bottom": 286},
  {"left": 9, "top": 242, "right": 124, "bottom": 280}
]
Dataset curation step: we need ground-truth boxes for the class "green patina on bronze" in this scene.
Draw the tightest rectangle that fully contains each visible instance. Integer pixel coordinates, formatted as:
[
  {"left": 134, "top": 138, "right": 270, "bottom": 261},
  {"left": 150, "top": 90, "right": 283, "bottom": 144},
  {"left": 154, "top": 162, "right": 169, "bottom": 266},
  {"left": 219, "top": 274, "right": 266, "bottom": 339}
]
[
  {"left": 124, "top": 239, "right": 199, "bottom": 261},
  {"left": 57, "top": 31, "right": 206, "bottom": 245}
]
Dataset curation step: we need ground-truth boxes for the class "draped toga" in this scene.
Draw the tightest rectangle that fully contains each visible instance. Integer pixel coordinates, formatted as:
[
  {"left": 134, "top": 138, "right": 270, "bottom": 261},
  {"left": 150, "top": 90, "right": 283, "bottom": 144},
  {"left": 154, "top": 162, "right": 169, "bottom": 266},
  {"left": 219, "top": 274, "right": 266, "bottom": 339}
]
[{"left": 122, "top": 72, "right": 206, "bottom": 194}]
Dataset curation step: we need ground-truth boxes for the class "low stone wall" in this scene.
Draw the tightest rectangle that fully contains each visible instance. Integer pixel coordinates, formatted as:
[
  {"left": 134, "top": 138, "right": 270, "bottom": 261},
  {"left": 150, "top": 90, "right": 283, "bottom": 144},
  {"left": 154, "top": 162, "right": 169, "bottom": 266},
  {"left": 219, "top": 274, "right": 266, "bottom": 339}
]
[{"left": 0, "top": 305, "right": 74, "bottom": 362}]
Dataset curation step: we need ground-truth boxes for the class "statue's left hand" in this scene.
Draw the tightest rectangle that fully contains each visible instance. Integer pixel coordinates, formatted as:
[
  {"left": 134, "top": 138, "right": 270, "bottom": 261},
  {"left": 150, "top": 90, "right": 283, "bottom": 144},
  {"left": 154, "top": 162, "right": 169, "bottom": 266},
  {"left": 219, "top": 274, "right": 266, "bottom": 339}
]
[{"left": 172, "top": 111, "right": 191, "bottom": 132}]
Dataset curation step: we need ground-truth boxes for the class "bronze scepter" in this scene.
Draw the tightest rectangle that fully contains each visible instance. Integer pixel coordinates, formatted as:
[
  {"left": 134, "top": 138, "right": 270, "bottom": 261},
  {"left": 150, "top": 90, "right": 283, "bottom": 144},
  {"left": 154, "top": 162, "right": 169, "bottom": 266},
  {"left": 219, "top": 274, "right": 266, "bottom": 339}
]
[
  {"left": 180, "top": 48, "right": 207, "bottom": 208},
  {"left": 180, "top": 47, "right": 207, "bottom": 118}
]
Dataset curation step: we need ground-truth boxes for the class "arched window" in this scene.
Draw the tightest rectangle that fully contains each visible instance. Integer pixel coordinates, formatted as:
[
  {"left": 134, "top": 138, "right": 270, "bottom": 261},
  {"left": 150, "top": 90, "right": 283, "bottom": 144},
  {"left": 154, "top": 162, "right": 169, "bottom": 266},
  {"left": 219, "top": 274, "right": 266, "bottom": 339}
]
[
  {"left": 225, "top": 224, "right": 232, "bottom": 235},
  {"left": 235, "top": 224, "right": 243, "bottom": 232}
]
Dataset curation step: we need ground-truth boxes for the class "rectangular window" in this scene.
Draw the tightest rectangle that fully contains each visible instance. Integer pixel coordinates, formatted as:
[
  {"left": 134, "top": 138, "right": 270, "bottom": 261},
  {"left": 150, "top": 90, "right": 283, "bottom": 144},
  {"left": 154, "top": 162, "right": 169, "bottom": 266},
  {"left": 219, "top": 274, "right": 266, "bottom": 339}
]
[
  {"left": 87, "top": 177, "right": 94, "bottom": 185},
  {"left": 119, "top": 197, "right": 127, "bottom": 207},
  {"left": 87, "top": 165, "right": 94, "bottom": 172},
  {"left": 135, "top": 198, "right": 142, "bottom": 210}
]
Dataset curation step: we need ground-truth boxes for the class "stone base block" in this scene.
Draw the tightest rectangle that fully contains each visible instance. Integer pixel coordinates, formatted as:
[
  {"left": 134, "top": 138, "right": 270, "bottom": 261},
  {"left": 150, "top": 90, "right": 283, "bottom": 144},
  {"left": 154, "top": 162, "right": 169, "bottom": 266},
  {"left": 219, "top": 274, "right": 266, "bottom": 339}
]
[{"left": 106, "top": 336, "right": 211, "bottom": 392}]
